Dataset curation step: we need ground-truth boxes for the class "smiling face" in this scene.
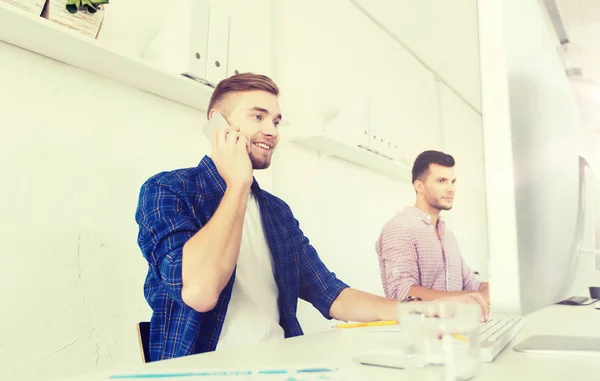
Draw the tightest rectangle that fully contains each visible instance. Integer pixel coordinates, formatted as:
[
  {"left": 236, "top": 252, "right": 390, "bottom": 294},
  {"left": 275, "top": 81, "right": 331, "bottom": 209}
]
[
  {"left": 415, "top": 163, "right": 457, "bottom": 211},
  {"left": 211, "top": 90, "right": 282, "bottom": 170}
]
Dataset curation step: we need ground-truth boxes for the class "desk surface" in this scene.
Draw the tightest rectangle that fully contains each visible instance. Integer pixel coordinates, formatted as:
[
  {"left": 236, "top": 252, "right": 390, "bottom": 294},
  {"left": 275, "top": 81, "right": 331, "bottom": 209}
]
[{"left": 62, "top": 304, "right": 600, "bottom": 380}]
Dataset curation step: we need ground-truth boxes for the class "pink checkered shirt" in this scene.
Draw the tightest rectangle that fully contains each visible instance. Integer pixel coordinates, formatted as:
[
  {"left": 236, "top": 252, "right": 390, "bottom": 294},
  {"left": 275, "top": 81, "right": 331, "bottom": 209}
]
[{"left": 376, "top": 207, "right": 480, "bottom": 300}]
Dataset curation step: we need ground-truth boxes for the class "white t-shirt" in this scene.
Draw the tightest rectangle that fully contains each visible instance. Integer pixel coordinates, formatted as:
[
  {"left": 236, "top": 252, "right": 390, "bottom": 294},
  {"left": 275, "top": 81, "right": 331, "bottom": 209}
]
[{"left": 216, "top": 193, "right": 285, "bottom": 350}]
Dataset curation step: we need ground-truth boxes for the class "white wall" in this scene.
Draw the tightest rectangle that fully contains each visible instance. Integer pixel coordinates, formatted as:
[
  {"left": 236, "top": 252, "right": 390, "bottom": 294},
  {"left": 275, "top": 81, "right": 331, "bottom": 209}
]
[
  {"left": 351, "top": 0, "right": 482, "bottom": 112},
  {"left": 95, "top": 0, "right": 173, "bottom": 58},
  {"left": 477, "top": 0, "right": 522, "bottom": 315},
  {"left": 438, "top": 83, "right": 488, "bottom": 275},
  {"left": 271, "top": 0, "right": 488, "bottom": 333},
  {"left": 0, "top": 41, "right": 216, "bottom": 381}
]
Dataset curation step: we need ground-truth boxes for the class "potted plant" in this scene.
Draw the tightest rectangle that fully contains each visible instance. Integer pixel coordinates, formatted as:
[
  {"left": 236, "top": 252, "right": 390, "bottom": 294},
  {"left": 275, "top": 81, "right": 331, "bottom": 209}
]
[
  {"left": 42, "top": 0, "right": 107, "bottom": 39},
  {"left": 65, "top": 0, "right": 108, "bottom": 14}
]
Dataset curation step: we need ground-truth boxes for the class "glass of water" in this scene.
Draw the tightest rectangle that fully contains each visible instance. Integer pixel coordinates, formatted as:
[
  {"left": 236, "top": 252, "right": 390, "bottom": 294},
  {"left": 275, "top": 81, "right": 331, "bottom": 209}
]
[{"left": 395, "top": 301, "right": 481, "bottom": 381}]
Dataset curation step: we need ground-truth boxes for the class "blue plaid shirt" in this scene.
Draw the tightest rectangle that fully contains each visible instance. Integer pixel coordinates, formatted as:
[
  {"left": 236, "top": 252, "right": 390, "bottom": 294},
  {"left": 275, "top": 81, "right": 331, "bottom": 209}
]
[{"left": 135, "top": 156, "right": 349, "bottom": 362}]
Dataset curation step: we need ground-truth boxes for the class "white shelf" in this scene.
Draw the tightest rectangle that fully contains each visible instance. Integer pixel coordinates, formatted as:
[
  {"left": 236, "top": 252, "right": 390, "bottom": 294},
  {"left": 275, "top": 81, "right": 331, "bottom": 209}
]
[
  {"left": 0, "top": 3, "right": 214, "bottom": 112},
  {"left": 292, "top": 134, "right": 412, "bottom": 181}
]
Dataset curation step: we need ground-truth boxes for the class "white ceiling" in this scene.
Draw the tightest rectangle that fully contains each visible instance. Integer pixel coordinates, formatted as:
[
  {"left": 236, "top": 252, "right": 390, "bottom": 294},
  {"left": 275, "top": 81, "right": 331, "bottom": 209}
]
[
  {"left": 556, "top": 0, "right": 600, "bottom": 26},
  {"left": 552, "top": 0, "right": 600, "bottom": 83}
]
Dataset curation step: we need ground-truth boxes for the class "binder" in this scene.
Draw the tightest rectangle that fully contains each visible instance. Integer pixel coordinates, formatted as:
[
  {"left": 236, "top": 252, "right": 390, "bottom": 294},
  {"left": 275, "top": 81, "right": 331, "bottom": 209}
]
[
  {"left": 141, "top": 0, "right": 210, "bottom": 85},
  {"left": 205, "top": 2, "right": 230, "bottom": 84}
]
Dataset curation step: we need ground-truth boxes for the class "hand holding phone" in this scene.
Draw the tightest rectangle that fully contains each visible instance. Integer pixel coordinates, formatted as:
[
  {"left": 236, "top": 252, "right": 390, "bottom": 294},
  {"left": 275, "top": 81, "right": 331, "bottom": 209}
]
[{"left": 203, "top": 112, "right": 253, "bottom": 188}]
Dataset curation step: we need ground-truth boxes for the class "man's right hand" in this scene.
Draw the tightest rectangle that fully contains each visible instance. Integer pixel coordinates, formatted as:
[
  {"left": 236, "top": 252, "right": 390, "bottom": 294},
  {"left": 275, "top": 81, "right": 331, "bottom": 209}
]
[
  {"left": 436, "top": 292, "right": 491, "bottom": 322},
  {"left": 478, "top": 282, "right": 490, "bottom": 306},
  {"left": 210, "top": 127, "right": 253, "bottom": 189}
]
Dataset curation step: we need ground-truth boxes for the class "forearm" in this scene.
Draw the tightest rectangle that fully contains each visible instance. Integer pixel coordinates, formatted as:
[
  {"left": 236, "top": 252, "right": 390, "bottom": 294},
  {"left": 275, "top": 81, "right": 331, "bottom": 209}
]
[
  {"left": 407, "top": 286, "right": 475, "bottom": 301},
  {"left": 477, "top": 282, "right": 489, "bottom": 304},
  {"left": 329, "top": 288, "right": 398, "bottom": 322},
  {"left": 181, "top": 185, "right": 249, "bottom": 311}
]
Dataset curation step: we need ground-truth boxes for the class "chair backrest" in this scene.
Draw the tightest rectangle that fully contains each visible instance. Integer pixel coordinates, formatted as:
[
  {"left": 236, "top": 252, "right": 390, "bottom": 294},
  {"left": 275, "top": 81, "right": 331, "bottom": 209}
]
[{"left": 137, "top": 321, "right": 151, "bottom": 363}]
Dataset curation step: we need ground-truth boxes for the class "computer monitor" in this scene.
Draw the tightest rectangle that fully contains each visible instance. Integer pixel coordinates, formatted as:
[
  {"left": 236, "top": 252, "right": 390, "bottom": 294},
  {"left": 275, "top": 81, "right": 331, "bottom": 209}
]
[{"left": 478, "top": 0, "right": 598, "bottom": 316}]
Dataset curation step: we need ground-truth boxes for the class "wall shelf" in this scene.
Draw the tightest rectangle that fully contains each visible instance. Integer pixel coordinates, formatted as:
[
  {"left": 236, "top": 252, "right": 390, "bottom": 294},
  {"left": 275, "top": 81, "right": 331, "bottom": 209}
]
[
  {"left": 0, "top": 3, "right": 214, "bottom": 112},
  {"left": 292, "top": 134, "right": 412, "bottom": 181}
]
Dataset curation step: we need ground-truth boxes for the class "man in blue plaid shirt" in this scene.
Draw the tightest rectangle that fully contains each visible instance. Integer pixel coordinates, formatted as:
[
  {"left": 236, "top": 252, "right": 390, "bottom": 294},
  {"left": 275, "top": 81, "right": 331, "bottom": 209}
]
[{"left": 135, "top": 73, "right": 486, "bottom": 362}]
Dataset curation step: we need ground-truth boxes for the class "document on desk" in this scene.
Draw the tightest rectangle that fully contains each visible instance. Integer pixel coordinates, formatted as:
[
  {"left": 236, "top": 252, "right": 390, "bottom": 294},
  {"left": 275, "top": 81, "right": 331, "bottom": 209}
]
[{"left": 108, "top": 367, "right": 357, "bottom": 381}]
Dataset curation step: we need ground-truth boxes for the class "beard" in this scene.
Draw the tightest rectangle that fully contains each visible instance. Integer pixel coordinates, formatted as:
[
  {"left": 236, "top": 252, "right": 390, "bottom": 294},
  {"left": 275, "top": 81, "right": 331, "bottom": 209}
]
[
  {"left": 433, "top": 201, "right": 453, "bottom": 211},
  {"left": 250, "top": 154, "right": 271, "bottom": 170},
  {"left": 248, "top": 143, "right": 275, "bottom": 170},
  {"left": 426, "top": 193, "right": 453, "bottom": 211}
]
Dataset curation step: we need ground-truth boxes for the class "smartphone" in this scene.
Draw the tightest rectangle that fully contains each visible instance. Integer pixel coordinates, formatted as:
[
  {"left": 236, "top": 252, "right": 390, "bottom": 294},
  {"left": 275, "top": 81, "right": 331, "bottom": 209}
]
[{"left": 202, "top": 112, "right": 230, "bottom": 141}]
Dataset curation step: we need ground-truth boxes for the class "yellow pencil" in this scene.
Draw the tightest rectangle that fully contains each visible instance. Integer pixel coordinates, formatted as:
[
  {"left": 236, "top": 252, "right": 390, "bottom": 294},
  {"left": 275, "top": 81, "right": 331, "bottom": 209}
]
[
  {"left": 452, "top": 333, "right": 470, "bottom": 342},
  {"left": 334, "top": 320, "right": 399, "bottom": 328}
]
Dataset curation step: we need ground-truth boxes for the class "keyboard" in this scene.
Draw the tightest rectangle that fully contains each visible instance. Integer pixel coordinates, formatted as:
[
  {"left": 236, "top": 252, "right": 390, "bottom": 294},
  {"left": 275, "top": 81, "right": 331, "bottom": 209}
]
[{"left": 479, "top": 317, "right": 523, "bottom": 362}]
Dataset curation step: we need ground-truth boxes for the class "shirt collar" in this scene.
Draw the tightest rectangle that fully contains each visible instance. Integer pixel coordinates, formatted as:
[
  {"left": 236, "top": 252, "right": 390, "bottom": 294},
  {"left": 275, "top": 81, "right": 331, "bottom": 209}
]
[
  {"left": 404, "top": 206, "right": 444, "bottom": 228},
  {"left": 198, "top": 155, "right": 261, "bottom": 196}
]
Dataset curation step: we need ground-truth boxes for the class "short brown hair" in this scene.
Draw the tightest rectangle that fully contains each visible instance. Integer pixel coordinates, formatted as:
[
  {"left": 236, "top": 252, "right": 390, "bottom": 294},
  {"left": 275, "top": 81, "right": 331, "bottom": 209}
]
[
  {"left": 206, "top": 73, "right": 279, "bottom": 119},
  {"left": 412, "top": 150, "right": 455, "bottom": 183}
]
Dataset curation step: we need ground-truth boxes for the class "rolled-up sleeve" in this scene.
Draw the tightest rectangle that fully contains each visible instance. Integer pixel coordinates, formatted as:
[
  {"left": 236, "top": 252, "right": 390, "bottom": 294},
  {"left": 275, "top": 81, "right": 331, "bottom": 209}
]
[
  {"left": 291, "top": 218, "right": 349, "bottom": 319},
  {"left": 461, "top": 258, "right": 481, "bottom": 291},
  {"left": 135, "top": 180, "right": 199, "bottom": 304},
  {"left": 375, "top": 221, "right": 419, "bottom": 300}
]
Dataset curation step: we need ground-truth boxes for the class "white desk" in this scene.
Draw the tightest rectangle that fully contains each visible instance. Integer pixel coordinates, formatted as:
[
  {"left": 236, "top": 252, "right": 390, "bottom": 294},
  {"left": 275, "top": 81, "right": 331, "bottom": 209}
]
[{"left": 62, "top": 304, "right": 600, "bottom": 380}]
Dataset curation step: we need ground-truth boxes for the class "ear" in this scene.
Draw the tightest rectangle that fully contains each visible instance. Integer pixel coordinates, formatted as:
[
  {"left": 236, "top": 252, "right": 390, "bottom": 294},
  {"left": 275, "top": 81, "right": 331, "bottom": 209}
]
[
  {"left": 208, "top": 109, "right": 218, "bottom": 120},
  {"left": 414, "top": 180, "right": 424, "bottom": 194}
]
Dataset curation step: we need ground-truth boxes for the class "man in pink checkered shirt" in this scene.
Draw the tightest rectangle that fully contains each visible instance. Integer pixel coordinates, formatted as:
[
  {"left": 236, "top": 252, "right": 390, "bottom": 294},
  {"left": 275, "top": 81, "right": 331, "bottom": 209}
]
[{"left": 376, "top": 150, "right": 489, "bottom": 306}]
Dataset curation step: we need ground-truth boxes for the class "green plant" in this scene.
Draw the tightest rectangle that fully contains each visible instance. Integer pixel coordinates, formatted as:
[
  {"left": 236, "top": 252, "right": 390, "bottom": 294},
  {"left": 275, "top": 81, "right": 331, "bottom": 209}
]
[{"left": 66, "top": 0, "right": 109, "bottom": 14}]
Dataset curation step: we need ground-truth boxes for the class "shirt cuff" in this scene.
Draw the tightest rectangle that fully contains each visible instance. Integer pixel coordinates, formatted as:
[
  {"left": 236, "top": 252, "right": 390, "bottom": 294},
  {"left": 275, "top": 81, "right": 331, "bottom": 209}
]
[{"left": 394, "top": 281, "right": 416, "bottom": 301}]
